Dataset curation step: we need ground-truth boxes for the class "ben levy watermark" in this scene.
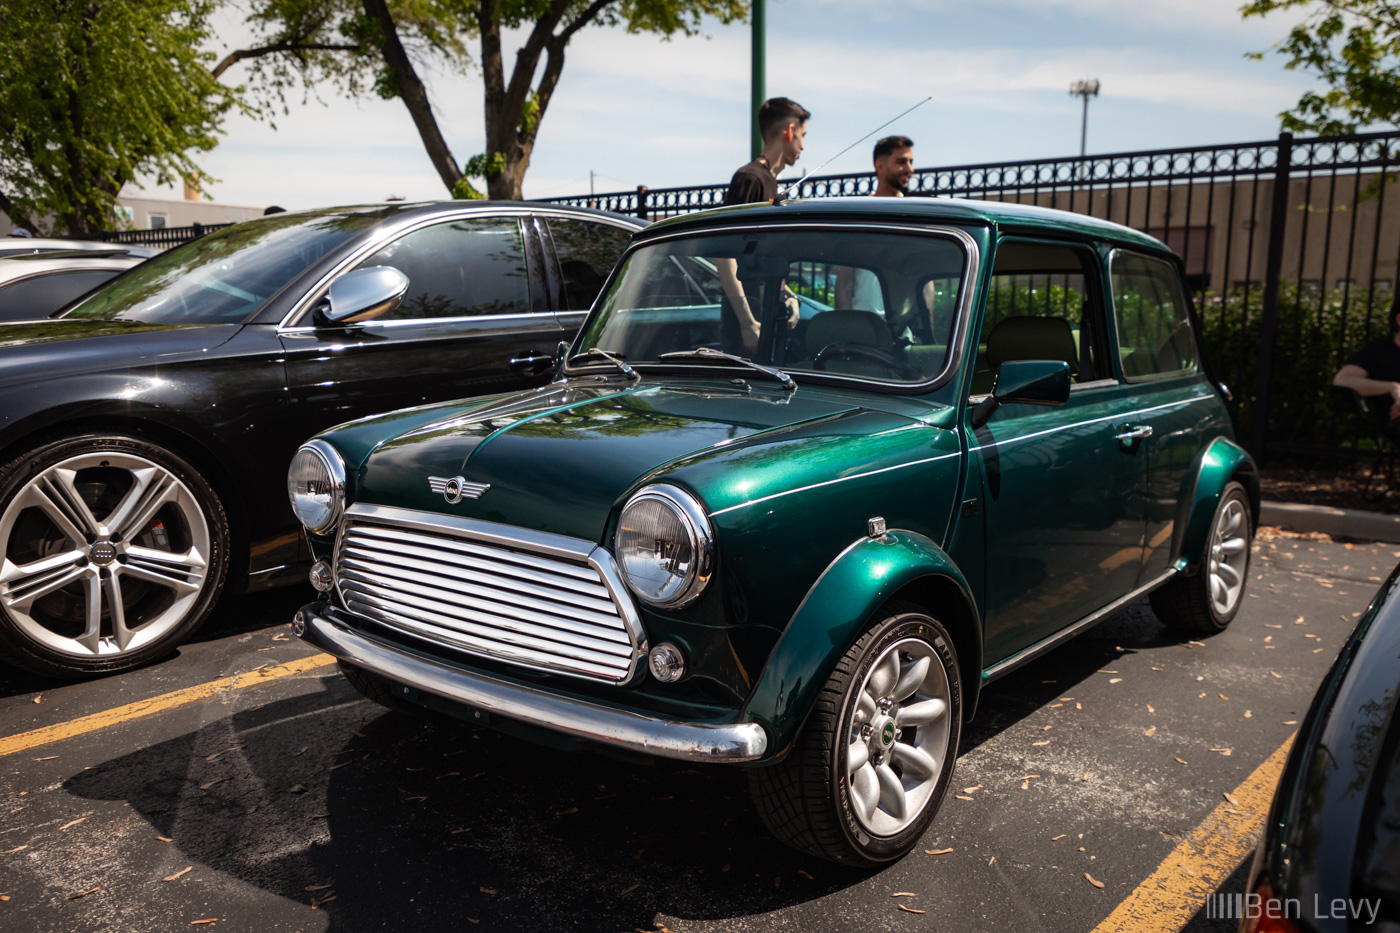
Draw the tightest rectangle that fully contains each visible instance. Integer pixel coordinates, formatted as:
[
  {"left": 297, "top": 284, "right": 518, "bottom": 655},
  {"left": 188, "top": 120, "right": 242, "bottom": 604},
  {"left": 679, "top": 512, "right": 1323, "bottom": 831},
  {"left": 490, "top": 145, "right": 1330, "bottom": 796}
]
[{"left": 1206, "top": 893, "right": 1381, "bottom": 925}]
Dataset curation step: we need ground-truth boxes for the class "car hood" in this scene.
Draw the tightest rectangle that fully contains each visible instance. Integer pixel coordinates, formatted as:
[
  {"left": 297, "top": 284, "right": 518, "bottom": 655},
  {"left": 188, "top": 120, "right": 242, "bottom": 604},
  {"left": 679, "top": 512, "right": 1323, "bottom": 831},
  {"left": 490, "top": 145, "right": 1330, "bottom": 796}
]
[
  {"left": 353, "top": 379, "right": 866, "bottom": 541},
  {"left": 0, "top": 320, "right": 236, "bottom": 385}
]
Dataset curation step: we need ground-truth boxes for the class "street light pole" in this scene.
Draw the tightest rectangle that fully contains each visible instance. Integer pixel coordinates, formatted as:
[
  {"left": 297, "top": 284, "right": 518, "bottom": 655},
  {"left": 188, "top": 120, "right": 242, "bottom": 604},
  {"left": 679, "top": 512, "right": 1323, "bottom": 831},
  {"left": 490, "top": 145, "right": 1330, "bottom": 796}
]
[
  {"left": 1069, "top": 78, "right": 1100, "bottom": 158},
  {"left": 751, "top": 0, "right": 765, "bottom": 159}
]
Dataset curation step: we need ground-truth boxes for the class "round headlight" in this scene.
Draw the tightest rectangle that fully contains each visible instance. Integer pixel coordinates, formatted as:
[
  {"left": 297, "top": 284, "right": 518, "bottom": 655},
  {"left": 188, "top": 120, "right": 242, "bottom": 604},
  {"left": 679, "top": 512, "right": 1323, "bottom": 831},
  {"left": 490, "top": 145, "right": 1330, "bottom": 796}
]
[
  {"left": 287, "top": 440, "right": 346, "bottom": 534},
  {"left": 616, "top": 484, "right": 713, "bottom": 608}
]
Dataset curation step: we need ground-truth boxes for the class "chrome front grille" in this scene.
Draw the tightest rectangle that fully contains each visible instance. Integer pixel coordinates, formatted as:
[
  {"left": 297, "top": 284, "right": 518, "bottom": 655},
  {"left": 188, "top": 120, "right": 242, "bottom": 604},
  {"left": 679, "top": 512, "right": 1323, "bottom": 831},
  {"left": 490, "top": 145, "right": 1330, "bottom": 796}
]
[{"left": 334, "top": 504, "right": 645, "bottom": 684}]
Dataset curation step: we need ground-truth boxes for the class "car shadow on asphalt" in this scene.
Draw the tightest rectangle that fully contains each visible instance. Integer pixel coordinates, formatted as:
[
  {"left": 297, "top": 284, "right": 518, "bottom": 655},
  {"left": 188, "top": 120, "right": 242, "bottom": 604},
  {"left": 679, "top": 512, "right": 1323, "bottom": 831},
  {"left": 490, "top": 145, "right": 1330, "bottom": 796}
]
[{"left": 53, "top": 598, "right": 1194, "bottom": 930}]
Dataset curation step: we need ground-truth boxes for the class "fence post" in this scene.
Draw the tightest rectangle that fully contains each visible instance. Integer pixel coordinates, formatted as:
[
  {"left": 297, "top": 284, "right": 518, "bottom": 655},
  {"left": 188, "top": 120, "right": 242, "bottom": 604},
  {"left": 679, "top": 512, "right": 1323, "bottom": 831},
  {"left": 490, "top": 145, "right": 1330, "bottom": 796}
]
[
  {"left": 1249, "top": 132, "right": 1293, "bottom": 461},
  {"left": 192, "top": 221, "right": 204, "bottom": 238},
  {"left": 636, "top": 185, "right": 648, "bottom": 220}
]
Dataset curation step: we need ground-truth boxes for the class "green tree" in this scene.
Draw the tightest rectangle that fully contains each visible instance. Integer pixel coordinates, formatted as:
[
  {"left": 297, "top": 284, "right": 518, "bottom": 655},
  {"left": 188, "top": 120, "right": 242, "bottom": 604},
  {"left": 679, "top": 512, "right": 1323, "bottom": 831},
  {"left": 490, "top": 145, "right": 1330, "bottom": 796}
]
[
  {"left": 0, "top": 0, "right": 236, "bottom": 235},
  {"left": 1244, "top": 0, "right": 1400, "bottom": 134},
  {"left": 236, "top": 0, "right": 747, "bottom": 200}
]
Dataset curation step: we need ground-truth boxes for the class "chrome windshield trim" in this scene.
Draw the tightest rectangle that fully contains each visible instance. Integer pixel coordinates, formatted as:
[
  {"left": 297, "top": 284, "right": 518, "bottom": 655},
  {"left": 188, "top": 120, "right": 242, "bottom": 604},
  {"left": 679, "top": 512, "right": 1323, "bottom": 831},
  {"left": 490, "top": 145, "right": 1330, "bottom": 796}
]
[
  {"left": 565, "top": 221, "right": 981, "bottom": 395},
  {"left": 297, "top": 603, "right": 768, "bottom": 762}
]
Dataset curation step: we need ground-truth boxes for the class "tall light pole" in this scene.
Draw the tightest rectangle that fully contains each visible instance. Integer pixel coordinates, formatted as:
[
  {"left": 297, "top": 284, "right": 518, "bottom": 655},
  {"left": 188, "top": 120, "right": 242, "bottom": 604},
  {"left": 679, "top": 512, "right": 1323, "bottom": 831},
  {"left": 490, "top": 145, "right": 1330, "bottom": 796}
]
[
  {"left": 751, "top": 0, "right": 765, "bottom": 159},
  {"left": 1069, "top": 78, "right": 1100, "bottom": 157}
]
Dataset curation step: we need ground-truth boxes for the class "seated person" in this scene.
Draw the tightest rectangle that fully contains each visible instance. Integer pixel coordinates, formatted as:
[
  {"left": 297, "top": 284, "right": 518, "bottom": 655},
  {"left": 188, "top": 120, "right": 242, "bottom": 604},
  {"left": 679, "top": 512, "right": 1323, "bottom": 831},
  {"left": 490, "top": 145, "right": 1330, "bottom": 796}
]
[{"left": 1333, "top": 296, "right": 1400, "bottom": 441}]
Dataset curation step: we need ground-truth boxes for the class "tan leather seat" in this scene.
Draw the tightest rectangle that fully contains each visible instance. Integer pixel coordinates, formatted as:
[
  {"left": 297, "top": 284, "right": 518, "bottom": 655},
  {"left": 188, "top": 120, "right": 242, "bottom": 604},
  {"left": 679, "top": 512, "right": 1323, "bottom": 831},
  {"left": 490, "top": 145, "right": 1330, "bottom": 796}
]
[{"left": 972, "top": 315, "right": 1079, "bottom": 394}]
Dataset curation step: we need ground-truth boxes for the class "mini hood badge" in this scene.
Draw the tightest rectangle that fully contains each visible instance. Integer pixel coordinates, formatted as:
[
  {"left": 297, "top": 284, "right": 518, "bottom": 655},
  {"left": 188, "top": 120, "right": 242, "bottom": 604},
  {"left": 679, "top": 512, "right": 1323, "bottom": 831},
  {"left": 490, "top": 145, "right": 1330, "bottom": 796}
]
[{"left": 428, "top": 475, "right": 490, "bottom": 504}]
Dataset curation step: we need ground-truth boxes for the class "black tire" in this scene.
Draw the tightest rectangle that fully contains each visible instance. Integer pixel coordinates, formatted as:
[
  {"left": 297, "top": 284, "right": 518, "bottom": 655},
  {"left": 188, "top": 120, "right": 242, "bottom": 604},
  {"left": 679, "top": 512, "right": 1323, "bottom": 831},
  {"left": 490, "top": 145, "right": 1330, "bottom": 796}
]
[
  {"left": 0, "top": 433, "right": 229, "bottom": 677},
  {"left": 1149, "top": 481, "right": 1252, "bottom": 635},
  {"left": 749, "top": 601, "right": 961, "bottom": 866}
]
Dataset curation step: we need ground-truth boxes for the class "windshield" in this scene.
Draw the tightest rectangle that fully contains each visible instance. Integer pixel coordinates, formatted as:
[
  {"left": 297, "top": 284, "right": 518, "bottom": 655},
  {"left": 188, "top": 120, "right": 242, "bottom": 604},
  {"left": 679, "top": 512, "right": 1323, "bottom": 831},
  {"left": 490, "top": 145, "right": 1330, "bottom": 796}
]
[
  {"left": 59, "top": 207, "right": 402, "bottom": 324},
  {"left": 576, "top": 228, "right": 967, "bottom": 385}
]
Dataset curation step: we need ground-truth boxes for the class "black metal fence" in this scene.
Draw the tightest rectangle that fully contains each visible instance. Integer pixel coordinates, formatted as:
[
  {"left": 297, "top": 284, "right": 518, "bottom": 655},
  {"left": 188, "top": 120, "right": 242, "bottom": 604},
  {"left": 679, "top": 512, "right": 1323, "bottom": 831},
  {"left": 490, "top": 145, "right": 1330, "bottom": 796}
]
[
  {"left": 97, "top": 222, "right": 232, "bottom": 250},
  {"left": 542, "top": 131, "right": 1400, "bottom": 464}
]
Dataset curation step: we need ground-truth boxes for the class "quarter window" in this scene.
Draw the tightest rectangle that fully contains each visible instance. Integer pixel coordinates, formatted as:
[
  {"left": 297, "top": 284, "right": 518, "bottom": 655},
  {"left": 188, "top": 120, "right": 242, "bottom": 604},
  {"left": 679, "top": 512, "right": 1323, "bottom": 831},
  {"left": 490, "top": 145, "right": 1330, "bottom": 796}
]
[
  {"left": 1110, "top": 252, "right": 1199, "bottom": 380},
  {"left": 547, "top": 218, "right": 633, "bottom": 311},
  {"left": 357, "top": 218, "right": 531, "bottom": 320}
]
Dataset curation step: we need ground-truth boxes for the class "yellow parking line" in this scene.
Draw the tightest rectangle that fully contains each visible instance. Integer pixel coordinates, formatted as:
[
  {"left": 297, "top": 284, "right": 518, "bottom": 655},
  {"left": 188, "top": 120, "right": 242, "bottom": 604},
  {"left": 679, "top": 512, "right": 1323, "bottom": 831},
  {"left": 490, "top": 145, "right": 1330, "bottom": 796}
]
[
  {"left": 1090, "top": 734, "right": 1295, "bottom": 933},
  {"left": 0, "top": 653, "right": 337, "bottom": 758}
]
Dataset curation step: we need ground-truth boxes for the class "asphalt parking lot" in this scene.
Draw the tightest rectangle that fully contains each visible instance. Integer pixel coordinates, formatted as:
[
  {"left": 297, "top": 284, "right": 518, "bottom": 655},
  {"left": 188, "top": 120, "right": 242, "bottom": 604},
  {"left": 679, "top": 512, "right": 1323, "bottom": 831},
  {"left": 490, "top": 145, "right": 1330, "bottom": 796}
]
[{"left": 1, "top": 526, "right": 1395, "bottom": 933}]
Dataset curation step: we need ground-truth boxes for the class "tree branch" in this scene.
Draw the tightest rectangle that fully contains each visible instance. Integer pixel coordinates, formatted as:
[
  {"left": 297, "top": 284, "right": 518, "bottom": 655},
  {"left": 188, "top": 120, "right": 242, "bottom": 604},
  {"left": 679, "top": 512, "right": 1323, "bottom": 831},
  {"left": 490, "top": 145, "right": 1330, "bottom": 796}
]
[
  {"left": 211, "top": 42, "right": 363, "bottom": 81},
  {"left": 361, "top": 0, "right": 462, "bottom": 191},
  {"left": 559, "top": 0, "right": 615, "bottom": 43},
  {"left": 0, "top": 189, "right": 39, "bottom": 234}
]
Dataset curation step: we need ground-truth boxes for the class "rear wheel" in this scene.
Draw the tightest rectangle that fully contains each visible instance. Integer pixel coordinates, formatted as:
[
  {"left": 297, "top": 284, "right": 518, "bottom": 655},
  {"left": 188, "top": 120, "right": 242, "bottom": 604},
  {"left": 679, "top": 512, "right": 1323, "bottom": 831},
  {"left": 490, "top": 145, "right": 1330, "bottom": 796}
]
[
  {"left": 750, "top": 601, "right": 961, "bottom": 866},
  {"left": 0, "top": 434, "right": 228, "bottom": 677},
  {"left": 1149, "top": 481, "right": 1252, "bottom": 634}
]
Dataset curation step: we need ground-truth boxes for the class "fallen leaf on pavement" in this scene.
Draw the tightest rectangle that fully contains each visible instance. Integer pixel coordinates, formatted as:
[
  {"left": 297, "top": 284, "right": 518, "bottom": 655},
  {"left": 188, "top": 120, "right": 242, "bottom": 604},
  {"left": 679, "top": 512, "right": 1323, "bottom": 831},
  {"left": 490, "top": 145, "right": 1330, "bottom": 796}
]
[
  {"left": 305, "top": 884, "right": 333, "bottom": 892},
  {"left": 1245, "top": 710, "right": 1252, "bottom": 718},
  {"left": 1219, "top": 694, "right": 1229, "bottom": 701},
  {"left": 1270, "top": 671, "right": 1282, "bottom": 678},
  {"left": 556, "top": 808, "right": 578, "bottom": 816},
  {"left": 289, "top": 784, "right": 308, "bottom": 794},
  {"left": 925, "top": 848, "right": 953, "bottom": 855},
  {"left": 67, "top": 886, "right": 99, "bottom": 900},
  {"left": 1224, "top": 792, "right": 1241, "bottom": 807},
  {"left": 199, "top": 779, "right": 225, "bottom": 790},
  {"left": 622, "top": 883, "right": 640, "bottom": 894},
  {"left": 60, "top": 818, "right": 85, "bottom": 831},
  {"left": 163, "top": 867, "right": 193, "bottom": 882},
  {"left": 1146, "top": 704, "right": 1155, "bottom": 712},
  {"left": 954, "top": 794, "right": 975, "bottom": 801},
  {"left": 1284, "top": 720, "right": 1297, "bottom": 725},
  {"left": 1085, "top": 873, "right": 1105, "bottom": 889},
  {"left": 892, "top": 892, "right": 916, "bottom": 897},
  {"left": 4, "top": 845, "right": 29, "bottom": 854},
  {"left": 1052, "top": 834, "right": 1066, "bottom": 841},
  {"left": 190, "top": 920, "right": 218, "bottom": 926},
  {"left": 1109, "top": 678, "right": 1123, "bottom": 684},
  {"left": 1144, "top": 726, "right": 1157, "bottom": 736},
  {"left": 33, "top": 756, "right": 57, "bottom": 762},
  {"left": 1175, "top": 757, "right": 1188, "bottom": 764},
  {"left": 897, "top": 905, "right": 927, "bottom": 914},
  {"left": 480, "top": 887, "right": 496, "bottom": 895},
  {"left": 1032, "top": 740, "right": 1050, "bottom": 746},
  {"left": 798, "top": 869, "right": 815, "bottom": 879}
]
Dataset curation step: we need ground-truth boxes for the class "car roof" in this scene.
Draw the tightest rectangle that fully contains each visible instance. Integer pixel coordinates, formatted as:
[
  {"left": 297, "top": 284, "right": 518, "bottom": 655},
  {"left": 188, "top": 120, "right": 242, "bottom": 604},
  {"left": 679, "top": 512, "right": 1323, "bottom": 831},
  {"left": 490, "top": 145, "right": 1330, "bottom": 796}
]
[
  {"left": 0, "top": 254, "right": 142, "bottom": 283},
  {"left": 640, "top": 196, "right": 1169, "bottom": 252},
  {"left": 263, "top": 200, "right": 648, "bottom": 228},
  {"left": 0, "top": 238, "right": 155, "bottom": 259}
]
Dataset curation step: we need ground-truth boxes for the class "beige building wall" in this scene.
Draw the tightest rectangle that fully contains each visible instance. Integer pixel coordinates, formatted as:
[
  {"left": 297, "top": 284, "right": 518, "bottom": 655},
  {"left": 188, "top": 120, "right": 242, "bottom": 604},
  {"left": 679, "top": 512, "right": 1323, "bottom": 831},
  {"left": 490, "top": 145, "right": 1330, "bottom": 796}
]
[{"left": 980, "top": 172, "right": 1400, "bottom": 299}]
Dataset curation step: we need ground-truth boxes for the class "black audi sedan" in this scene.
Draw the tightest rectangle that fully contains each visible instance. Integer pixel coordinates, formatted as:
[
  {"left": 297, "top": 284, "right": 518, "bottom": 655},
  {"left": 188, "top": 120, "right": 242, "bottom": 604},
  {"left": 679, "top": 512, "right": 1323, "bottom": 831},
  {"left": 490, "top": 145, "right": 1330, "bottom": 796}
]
[
  {"left": 1242, "top": 562, "right": 1400, "bottom": 933},
  {"left": 0, "top": 202, "right": 643, "bottom": 677}
]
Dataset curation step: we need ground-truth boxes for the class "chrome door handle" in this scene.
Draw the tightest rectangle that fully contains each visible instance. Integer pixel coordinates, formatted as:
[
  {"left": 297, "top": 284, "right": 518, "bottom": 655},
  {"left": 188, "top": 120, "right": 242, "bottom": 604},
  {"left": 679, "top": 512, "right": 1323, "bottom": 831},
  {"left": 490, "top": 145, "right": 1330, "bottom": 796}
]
[
  {"left": 509, "top": 353, "right": 555, "bottom": 371},
  {"left": 1114, "top": 425, "right": 1153, "bottom": 441}
]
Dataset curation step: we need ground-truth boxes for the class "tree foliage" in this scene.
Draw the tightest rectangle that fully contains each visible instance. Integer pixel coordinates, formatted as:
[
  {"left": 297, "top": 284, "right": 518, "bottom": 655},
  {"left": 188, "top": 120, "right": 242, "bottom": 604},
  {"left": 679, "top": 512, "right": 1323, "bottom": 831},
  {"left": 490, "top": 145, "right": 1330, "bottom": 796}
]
[
  {"left": 237, "top": 0, "right": 748, "bottom": 199},
  {"left": 1244, "top": 0, "right": 1400, "bottom": 134},
  {"left": 0, "top": 0, "right": 235, "bottom": 235}
]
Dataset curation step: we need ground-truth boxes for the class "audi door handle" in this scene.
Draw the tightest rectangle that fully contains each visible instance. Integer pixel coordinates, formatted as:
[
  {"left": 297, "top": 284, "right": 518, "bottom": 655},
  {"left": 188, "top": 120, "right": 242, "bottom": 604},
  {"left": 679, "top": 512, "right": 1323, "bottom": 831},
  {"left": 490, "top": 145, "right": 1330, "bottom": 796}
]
[
  {"left": 509, "top": 353, "right": 555, "bottom": 372},
  {"left": 1114, "top": 425, "right": 1153, "bottom": 441}
]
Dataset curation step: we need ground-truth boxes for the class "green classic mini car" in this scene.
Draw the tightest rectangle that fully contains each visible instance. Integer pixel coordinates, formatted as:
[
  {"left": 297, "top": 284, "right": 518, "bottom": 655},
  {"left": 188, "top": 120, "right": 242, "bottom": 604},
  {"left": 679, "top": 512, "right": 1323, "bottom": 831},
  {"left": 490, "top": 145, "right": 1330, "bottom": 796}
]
[{"left": 288, "top": 197, "right": 1258, "bottom": 866}]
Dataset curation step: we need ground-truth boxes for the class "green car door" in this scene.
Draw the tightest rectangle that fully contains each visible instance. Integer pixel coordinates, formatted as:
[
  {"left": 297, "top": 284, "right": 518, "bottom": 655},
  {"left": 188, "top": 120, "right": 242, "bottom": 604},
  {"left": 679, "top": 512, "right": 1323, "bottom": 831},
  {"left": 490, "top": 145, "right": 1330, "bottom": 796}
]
[{"left": 961, "top": 238, "right": 1148, "bottom": 666}]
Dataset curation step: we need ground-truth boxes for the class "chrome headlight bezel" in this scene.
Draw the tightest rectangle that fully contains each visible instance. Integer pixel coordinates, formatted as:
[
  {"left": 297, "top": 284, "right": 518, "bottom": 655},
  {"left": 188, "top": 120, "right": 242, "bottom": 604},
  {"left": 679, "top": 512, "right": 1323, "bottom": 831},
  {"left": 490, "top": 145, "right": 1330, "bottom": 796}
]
[
  {"left": 287, "top": 439, "right": 347, "bottom": 535},
  {"left": 615, "top": 483, "right": 714, "bottom": 609}
]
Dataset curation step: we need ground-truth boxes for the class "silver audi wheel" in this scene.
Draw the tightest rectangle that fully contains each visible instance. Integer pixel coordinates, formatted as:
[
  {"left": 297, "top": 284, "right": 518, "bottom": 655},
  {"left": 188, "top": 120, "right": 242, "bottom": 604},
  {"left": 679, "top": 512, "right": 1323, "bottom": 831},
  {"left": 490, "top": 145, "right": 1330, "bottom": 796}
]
[
  {"left": 1206, "top": 496, "right": 1249, "bottom": 617},
  {"left": 844, "top": 636, "right": 954, "bottom": 835},
  {"left": 0, "top": 436, "right": 228, "bottom": 676},
  {"left": 750, "top": 603, "right": 961, "bottom": 866}
]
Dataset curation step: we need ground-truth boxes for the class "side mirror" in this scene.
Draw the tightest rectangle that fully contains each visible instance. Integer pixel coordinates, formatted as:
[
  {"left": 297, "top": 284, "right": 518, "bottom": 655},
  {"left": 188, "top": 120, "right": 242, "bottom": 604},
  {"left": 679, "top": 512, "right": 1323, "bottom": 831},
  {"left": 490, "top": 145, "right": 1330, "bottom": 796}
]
[
  {"left": 319, "top": 266, "right": 409, "bottom": 325},
  {"left": 970, "top": 360, "right": 1072, "bottom": 428}
]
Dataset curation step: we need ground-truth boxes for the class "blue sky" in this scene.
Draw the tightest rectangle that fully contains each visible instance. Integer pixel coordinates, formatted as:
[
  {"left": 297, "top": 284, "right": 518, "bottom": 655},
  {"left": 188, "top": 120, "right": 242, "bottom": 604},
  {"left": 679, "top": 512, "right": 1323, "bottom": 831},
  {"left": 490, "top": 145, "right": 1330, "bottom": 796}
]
[{"left": 169, "top": 0, "right": 1319, "bottom": 209}]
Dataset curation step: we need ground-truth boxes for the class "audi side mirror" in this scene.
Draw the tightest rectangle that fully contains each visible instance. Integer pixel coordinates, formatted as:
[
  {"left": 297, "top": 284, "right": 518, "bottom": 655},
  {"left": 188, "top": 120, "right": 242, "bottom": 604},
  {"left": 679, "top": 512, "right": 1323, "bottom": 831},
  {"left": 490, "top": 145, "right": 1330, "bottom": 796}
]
[{"left": 319, "top": 266, "right": 409, "bottom": 325}]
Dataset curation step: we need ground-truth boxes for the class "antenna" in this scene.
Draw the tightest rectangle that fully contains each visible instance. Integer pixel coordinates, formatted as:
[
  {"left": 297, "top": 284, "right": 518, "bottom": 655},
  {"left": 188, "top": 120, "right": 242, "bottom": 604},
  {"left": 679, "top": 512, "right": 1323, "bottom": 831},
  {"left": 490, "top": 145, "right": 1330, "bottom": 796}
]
[{"left": 776, "top": 96, "right": 932, "bottom": 202}]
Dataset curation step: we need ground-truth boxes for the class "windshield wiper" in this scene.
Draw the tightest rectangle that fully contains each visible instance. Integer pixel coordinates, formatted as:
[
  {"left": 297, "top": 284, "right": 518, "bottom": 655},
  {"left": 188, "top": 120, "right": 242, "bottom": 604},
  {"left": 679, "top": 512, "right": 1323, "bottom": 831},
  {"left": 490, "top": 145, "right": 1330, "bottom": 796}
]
[
  {"left": 657, "top": 347, "right": 796, "bottom": 391},
  {"left": 568, "top": 347, "right": 638, "bottom": 380}
]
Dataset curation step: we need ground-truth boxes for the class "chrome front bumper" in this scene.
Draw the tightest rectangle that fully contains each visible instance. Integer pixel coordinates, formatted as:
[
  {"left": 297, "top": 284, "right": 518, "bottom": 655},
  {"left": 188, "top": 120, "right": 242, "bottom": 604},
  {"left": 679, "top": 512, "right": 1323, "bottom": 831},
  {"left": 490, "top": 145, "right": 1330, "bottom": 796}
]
[{"left": 294, "top": 603, "right": 769, "bottom": 763}]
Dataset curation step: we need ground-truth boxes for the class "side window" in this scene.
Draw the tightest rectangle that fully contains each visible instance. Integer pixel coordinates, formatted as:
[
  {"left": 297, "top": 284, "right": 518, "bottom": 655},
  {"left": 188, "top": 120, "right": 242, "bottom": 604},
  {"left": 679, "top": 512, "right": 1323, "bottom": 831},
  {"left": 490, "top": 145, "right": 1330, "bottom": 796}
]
[
  {"left": 1110, "top": 252, "right": 1200, "bottom": 380},
  {"left": 547, "top": 218, "right": 632, "bottom": 311},
  {"left": 972, "top": 241, "right": 1107, "bottom": 395},
  {"left": 356, "top": 218, "right": 530, "bottom": 320},
  {"left": 0, "top": 270, "right": 120, "bottom": 318}
]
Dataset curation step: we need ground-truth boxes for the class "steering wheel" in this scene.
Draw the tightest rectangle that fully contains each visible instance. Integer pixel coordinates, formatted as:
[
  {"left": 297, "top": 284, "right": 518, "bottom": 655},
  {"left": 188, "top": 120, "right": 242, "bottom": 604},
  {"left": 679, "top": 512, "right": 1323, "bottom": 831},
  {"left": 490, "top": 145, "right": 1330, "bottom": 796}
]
[{"left": 812, "top": 342, "right": 917, "bottom": 380}]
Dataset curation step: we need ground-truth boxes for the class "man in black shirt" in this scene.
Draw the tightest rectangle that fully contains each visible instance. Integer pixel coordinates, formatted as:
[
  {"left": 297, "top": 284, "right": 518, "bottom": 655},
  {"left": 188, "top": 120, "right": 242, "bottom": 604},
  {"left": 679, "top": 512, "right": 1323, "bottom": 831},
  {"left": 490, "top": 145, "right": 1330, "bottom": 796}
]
[
  {"left": 1334, "top": 295, "right": 1400, "bottom": 439},
  {"left": 717, "top": 97, "right": 809, "bottom": 352}
]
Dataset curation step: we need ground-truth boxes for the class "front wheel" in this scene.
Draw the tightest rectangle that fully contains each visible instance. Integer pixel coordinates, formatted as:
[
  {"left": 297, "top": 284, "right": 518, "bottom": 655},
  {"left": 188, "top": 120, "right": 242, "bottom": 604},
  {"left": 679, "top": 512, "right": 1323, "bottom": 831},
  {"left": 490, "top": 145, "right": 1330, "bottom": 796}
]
[
  {"left": 0, "top": 434, "right": 229, "bottom": 677},
  {"left": 1149, "top": 481, "right": 1252, "bottom": 634},
  {"left": 750, "top": 602, "right": 961, "bottom": 866}
]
